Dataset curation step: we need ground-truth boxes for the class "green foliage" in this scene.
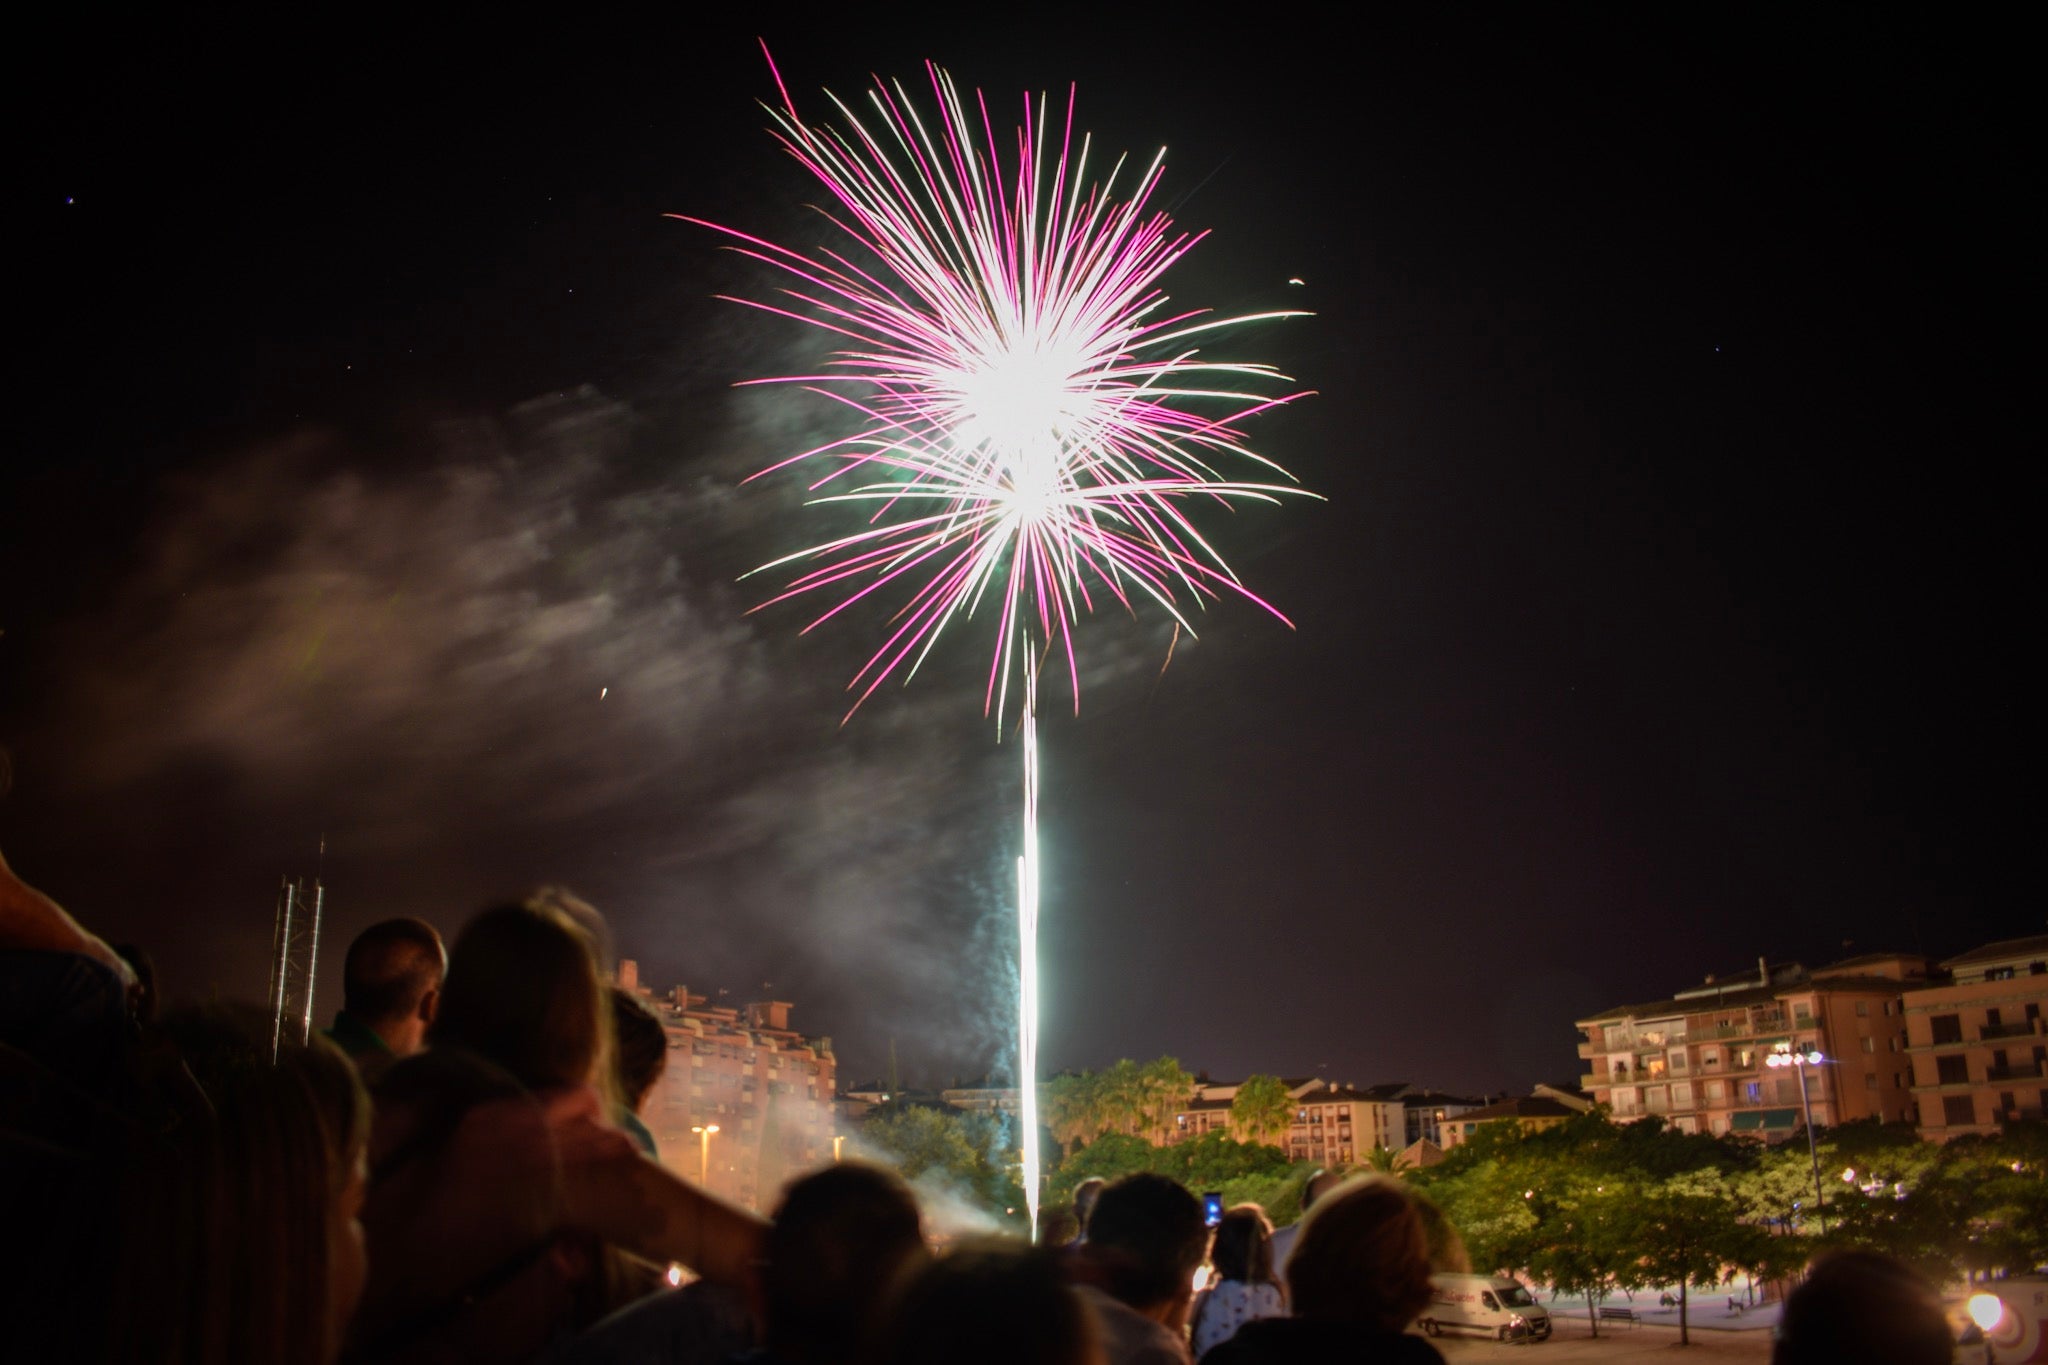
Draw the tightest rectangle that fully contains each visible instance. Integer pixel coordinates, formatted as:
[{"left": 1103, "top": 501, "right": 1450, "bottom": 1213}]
[
  {"left": 1050, "top": 1129, "right": 1313, "bottom": 1225},
  {"left": 860, "top": 1104, "right": 1025, "bottom": 1229},
  {"left": 1416, "top": 1107, "right": 2048, "bottom": 1316},
  {"left": 1360, "top": 1144, "right": 1402, "bottom": 1174},
  {"left": 1043, "top": 1055, "right": 1198, "bottom": 1149},
  {"left": 1229, "top": 1074, "right": 1295, "bottom": 1147}
]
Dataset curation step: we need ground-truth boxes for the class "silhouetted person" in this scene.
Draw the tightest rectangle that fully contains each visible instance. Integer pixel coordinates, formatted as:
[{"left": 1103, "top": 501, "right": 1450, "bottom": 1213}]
[
  {"left": 1071, "top": 1173, "right": 1209, "bottom": 1365},
  {"left": 1190, "top": 1205, "right": 1283, "bottom": 1357},
  {"left": 1203, "top": 1176, "right": 1445, "bottom": 1365},
  {"left": 742, "top": 1161, "right": 929, "bottom": 1365},
  {"left": 327, "top": 917, "right": 446, "bottom": 1080},
  {"left": 1771, "top": 1251, "right": 1954, "bottom": 1365},
  {"left": 1266, "top": 1167, "right": 1343, "bottom": 1281},
  {"left": 879, "top": 1240, "right": 1104, "bottom": 1365},
  {"left": 609, "top": 987, "right": 668, "bottom": 1157}
]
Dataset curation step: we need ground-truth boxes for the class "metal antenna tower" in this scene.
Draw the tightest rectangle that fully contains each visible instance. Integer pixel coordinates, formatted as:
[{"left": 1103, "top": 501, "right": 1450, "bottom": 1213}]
[{"left": 264, "top": 875, "right": 325, "bottom": 1058}]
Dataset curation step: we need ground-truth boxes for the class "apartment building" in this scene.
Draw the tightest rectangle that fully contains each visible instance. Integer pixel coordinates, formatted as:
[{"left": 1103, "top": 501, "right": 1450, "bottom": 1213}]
[
  {"left": 1439, "top": 1085, "right": 1593, "bottom": 1150},
  {"left": 1905, "top": 933, "right": 2048, "bottom": 1140},
  {"left": 1577, "top": 953, "right": 1929, "bottom": 1138},
  {"left": 621, "top": 961, "right": 838, "bottom": 1211},
  {"left": 1168, "top": 1079, "right": 1456, "bottom": 1164}
]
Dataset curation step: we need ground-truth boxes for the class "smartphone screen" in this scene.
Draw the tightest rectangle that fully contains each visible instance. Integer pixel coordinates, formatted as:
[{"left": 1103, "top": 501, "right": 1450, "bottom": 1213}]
[{"left": 1203, "top": 1192, "right": 1224, "bottom": 1227}]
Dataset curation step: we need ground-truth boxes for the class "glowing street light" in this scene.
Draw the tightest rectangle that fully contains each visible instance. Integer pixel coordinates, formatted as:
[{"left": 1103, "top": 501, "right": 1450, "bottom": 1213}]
[
  {"left": 1967, "top": 1293, "right": 2003, "bottom": 1364},
  {"left": 832, "top": 1134, "right": 845, "bottom": 1163},
  {"left": 1767, "top": 1044, "right": 1828, "bottom": 1231},
  {"left": 690, "top": 1123, "right": 720, "bottom": 1187}
]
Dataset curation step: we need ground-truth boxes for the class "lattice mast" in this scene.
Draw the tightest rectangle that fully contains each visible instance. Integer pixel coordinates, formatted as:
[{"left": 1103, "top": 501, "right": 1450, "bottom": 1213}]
[{"left": 264, "top": 875, "right": 324, "bottom": 1058}]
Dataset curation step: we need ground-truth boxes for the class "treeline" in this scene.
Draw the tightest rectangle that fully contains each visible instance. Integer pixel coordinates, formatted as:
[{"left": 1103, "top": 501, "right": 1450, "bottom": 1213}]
[
  {"left": 1411, "top": 1112, "right": 2048, "bottom": 1342},
  {"left": 1040, "top": 1056, "right": 1296, "bottom": 1148}
]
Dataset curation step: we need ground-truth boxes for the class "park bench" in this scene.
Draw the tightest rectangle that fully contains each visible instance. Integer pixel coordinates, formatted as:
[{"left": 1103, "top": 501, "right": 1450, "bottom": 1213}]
[{"left": 1597, "top": 1305, "right": 1642, "bottom": 1327}]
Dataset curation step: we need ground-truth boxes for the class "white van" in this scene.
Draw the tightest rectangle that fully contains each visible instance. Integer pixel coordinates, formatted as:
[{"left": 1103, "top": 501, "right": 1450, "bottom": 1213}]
[{"left": 1419, "top": 1274, "right": 1552, "bottom": 1342}]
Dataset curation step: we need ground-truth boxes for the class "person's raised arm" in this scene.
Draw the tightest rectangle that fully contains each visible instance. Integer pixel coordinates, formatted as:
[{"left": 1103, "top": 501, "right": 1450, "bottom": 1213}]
[
  {"left": 543, "top": 1089, "right": 768, "bottom": 1291},
  {"left": 0, "top": 846, "right": 134, "bottom": 983}
]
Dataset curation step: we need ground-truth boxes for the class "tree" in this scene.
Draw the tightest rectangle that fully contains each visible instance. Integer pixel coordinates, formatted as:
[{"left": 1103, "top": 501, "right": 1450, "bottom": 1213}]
[
  {"left": 1230, "top": 1075, "right": 1295, "bottom": 1148},
  {"left": 1044, "top": 1070, "right": 1106, "bottom": 1150},
  {"left": 862, "top": 1105, "right": 981, "bottom": 1183},
  {"left": 1138, "top": 1056, "right": 1198, "bottom": 1138},
  {"left": 860, "top": 1104, "right": 1025, "bottom": 1230},
  {"left": 1636, "top": 1170, "right": 1754, "bottom": 1344},
  {"left": 1522, "top": 1175, "right": 1637, "bottom": 1338},
  {"left": 1361, "top": 1144, "right": 1402, "bottom": 1174}
]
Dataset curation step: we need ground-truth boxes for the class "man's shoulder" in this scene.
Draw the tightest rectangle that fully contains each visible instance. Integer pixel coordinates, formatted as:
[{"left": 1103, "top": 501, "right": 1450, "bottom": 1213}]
[{"left": 1074, "top": 1285, "right": 1192, "bottom": 1365}]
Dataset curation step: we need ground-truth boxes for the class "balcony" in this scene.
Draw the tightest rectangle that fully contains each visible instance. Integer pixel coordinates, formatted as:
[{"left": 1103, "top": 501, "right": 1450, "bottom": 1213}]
[
  {"left": 1980, "top": 1020, "right": 2046, "bottom": 1041},
  {"left": 1986, "top": 1060, "right": 2048, "bottom": 1082},
  {"left": 1579, "top": 1074, "right": 1604, "bottom": 1091}
]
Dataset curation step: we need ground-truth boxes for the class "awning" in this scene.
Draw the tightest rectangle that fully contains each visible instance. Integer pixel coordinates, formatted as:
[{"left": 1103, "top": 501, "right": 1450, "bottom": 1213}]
[{"left": 1730, "top": 1108, "right": 1800, "bottom": 1131}]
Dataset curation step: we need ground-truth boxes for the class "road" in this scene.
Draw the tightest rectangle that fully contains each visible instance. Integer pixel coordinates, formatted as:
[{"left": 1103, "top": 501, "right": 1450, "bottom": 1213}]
[{"left": 1434, "top": 1321, "right": 1772, "bottom": 1363}]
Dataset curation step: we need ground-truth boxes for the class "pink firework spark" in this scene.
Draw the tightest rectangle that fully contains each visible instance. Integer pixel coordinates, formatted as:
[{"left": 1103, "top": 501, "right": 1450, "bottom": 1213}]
[{"left": 678, "top": 47, "right": 1316, "bottom": 721}]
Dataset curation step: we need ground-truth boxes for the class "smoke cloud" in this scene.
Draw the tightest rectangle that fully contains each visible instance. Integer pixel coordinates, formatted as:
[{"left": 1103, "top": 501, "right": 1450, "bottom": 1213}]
[{"left": 34, "top": 382, "right": 1119, "bottom": 1083}]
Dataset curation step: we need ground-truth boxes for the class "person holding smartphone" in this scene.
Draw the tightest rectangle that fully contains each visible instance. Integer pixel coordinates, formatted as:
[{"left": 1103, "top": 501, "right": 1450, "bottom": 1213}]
[{"left": 1189, "top": 1205, "right": 1285, "bottom": 1359}]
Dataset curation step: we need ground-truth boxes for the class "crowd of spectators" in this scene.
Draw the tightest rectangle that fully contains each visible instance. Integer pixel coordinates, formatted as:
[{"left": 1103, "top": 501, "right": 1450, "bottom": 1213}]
[{"left": 1, "top": 839, "right": 1968, "bottom": 1364}]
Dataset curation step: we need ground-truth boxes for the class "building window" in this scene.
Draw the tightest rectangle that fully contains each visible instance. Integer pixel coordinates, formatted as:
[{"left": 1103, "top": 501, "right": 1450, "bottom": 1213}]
[
  {"left": 1941, "top": 1095, "right": 1975, "bottom": 1126},
  {"left": 1855, "top": 1000, "right": 1869, "bottom": 1017},
  {"left": 1936, "top": 1055, "right": 1969, "bottom": 1085},
  {"left": 1862, "top": 1038, "right": 1875, "bottom": 1053},
  {"left": 1865, "top": 1072, "right": 1877, "bottom": 1089},
  {"left": 1930, "top": 1015, "right": 1963, "bottom": 1045}
]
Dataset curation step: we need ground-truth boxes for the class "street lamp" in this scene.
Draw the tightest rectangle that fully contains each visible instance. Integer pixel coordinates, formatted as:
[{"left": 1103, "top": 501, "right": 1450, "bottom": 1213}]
[
  {"left": 1766, "top": 1044, "right": 1827, "bottom": 1232},
  {"left": 690, "top": 1123, "right": 720, "bottom": 1187},
  {"left": 832, "top": 1134, "right": 845, "bottom": 1162}
]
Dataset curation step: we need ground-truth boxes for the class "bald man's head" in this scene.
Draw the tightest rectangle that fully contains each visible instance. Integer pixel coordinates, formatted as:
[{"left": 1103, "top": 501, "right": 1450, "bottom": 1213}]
[{"left": 342, "top": 918, "right": 446, "bottom": 1055}]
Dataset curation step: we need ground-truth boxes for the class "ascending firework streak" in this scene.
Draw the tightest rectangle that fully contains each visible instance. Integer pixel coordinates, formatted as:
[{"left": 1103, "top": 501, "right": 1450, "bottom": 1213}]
[{"left": 682, "top": 46, "right": 1314, "bottom": 1235}]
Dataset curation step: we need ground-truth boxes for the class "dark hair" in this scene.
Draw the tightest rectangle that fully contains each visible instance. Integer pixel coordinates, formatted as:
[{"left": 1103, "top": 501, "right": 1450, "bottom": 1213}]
[
  {"left": 1071, "top": 1176, "right": 1106, "bottom": 1229},
  {"left": 1285, "top": 1176, "right": 1433, "bottom": 1330},
  {"left": 1211, "top": 1204, "right": 1276, "bottom": 1287},
  {"left": 1299, "top": 1167, "right": 1343, "bottom": 1214},
  {"left": 429, "top": 899, "right": 608, "bottom": 1094},
  {"left": 1083, "top": 1174, "right": 1208, "bottom": 1310},
  {"left": 608, "top": 987, "right": 668, "bottom": 1113},
  {"left": 342, "top": 917, "right": 447, "bottom": 1025},
  {"left": 762, "top": 1162, "right": 927, "bottom": 1363},
  {"left": 880, "top": 1240, "right": 1099, "bottom": 1365},
  {"left": 111, "top": 1003, "right": 369, "bottom": 1365},
  {"left": 1772, "top": 1250, "right": 1953, "bottom": 1365}
]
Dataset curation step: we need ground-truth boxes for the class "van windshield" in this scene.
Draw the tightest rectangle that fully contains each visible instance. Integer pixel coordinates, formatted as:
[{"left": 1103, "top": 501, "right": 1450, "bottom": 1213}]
[{"left": 1497, "top": 1285, "right": 1536, "bottom": 1307}]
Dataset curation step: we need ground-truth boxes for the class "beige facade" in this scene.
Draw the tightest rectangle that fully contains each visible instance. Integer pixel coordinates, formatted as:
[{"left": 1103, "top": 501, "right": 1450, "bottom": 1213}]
[
  {"left": 1439, "top": 1086, "right": 1592, "bottom": 1150},
  {"left": 1905, "top": 934, "right": 2048, "bottom": 1140},
  {"left": 1168, "top": 1079, "right": 1418, "bottom": 1165},
  {"left": 1576, "top": 954, "right": 1929, "bottom": 1139},
  {"left": 623, "top": 965, "right": 837, "bottom": 1212}
]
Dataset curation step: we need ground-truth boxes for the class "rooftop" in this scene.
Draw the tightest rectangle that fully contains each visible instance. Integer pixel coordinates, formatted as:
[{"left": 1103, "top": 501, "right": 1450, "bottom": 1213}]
[
  {"left": 1451, "top": 1095, "right": 1583, "bottom": 1124},
  {"left": 1942, "top": 932, "right": 2048, "bottom": 970}
]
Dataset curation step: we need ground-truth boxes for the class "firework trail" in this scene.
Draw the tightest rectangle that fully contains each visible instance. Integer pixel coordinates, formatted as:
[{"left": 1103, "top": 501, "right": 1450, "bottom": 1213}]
[{"left": 684, "top": 46, "right": 1313, "bottom": 1233}]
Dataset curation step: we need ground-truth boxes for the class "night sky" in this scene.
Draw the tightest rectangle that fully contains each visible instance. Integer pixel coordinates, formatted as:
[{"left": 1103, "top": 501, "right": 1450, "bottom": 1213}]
[{"left": 7, "top": 11, "right": 2029, "bottom": 1097}]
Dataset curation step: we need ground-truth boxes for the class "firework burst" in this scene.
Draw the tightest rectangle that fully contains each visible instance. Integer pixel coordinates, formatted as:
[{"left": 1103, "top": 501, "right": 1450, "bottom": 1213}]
[
  {"left": 685, "top": 48, "right": 1313, "bottom": 1234},
  {"left": 677, "top": 46, "right": 1314, "bottom": 724}
]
